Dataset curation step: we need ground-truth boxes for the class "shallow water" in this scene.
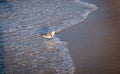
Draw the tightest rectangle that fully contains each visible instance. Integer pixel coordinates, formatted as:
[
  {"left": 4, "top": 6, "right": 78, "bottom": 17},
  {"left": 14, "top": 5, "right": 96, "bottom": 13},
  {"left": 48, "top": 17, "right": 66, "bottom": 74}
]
[{"left": 0, "top": 0, "right": 97, "bottom": 74}]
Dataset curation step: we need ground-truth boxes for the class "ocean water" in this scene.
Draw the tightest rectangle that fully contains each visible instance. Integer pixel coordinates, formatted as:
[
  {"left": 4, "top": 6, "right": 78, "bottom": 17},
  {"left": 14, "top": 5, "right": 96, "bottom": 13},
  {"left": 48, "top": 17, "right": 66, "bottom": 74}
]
[{"left": 0, "top": 0, "right": 97, "bottom": 74}]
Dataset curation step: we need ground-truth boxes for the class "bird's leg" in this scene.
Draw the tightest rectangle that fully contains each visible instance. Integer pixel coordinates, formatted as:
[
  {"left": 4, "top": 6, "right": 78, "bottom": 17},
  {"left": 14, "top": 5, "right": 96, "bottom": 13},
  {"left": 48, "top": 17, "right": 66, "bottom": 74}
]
[
  {"left": 47, "top": 38, "right": 51, "bottom": 41},
  {"left": 48, "top": 38, "right": 54, "bottom": 42}
]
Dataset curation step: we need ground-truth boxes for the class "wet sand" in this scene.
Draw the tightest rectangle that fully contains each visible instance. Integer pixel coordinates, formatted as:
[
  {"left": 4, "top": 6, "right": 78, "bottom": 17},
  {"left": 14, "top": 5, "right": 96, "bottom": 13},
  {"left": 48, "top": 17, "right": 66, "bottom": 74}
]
[{"left": 57, "top": 0, "right": 120, "bottom": 74}]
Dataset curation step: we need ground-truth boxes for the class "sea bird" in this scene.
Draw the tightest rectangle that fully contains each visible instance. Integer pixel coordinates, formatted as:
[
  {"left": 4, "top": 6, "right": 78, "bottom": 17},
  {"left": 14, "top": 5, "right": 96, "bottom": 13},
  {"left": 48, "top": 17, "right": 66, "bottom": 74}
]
[
  {"left": 37, "top": 26, "right": 56, "bottom": 40},
  {"left": 41, "top": 31, "right": 55, "bottom": 39}
]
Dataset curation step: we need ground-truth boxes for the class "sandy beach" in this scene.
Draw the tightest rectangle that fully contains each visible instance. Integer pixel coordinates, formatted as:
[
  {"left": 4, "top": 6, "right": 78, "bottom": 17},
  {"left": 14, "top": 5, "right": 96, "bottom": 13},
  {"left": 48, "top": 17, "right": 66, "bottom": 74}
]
[{"left": 58, "top": 0, "right": 120, "bottom": 74}]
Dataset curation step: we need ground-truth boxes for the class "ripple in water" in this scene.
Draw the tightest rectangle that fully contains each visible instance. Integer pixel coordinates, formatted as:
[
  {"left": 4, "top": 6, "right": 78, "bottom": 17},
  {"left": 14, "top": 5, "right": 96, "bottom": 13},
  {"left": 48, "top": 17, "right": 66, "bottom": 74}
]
[{"left": 0, "top": 0, "right": 97, "bottom": 74}]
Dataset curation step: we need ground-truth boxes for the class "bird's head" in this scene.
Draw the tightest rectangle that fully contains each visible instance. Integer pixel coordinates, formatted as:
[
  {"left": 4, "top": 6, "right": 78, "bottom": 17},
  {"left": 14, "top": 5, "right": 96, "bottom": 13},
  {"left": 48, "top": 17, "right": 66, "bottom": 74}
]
[{"left": 51, "top": 31, "right": 55, "bottom": 35}]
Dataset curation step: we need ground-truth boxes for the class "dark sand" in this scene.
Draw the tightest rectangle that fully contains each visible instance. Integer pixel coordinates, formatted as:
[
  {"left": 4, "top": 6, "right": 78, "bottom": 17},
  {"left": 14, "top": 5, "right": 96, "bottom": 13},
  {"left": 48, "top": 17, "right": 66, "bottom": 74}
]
[{"left": 57, "top": 0, "right": 120, "bottom": 74}]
